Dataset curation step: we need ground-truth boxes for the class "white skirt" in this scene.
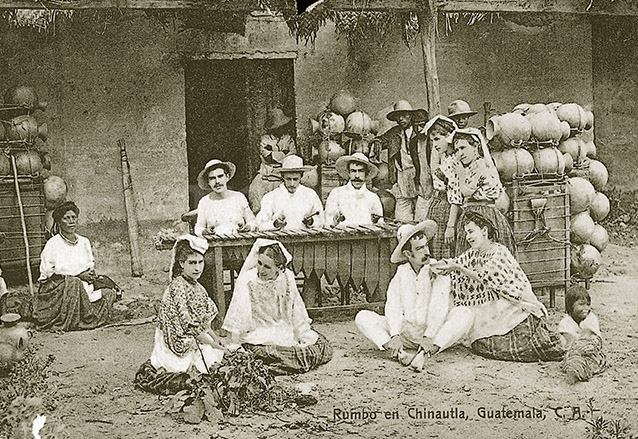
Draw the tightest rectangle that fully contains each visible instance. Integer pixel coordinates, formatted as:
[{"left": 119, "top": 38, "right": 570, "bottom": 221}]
[{"left": 150, "top": 328, "right": 224, "bottom": 374}]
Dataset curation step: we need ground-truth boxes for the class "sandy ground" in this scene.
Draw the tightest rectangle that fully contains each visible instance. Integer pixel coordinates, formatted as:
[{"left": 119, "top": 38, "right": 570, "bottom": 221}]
[{"left": 10, "top": 241, "right": 638, "bottom": 439}]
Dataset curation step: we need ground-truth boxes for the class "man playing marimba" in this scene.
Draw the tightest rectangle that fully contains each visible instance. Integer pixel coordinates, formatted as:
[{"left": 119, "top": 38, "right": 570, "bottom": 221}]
[
  {"left": 355, "top": 221, "right": 452, "bottom": 371},
  {"left": 324, "top": 153, "right": 383, "bottom": 227},
  {"left": 256, "top": 155, "right": 324, "bottom": 231}
]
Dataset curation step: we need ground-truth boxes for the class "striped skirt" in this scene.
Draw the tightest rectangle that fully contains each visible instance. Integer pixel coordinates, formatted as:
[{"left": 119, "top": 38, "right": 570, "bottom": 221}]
[{"left": 422, "top": 191, "right": 454, "bottom": 259}]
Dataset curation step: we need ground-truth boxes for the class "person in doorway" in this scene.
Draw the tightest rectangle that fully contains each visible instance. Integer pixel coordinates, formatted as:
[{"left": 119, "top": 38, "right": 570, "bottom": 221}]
[
  {"left": 324, "top": 153, "right": 383, "bottom": 227},
  {"left": 248, "top": 108, "right": 298, "bottom": 213},
  {"left": 256, "top": 155, "right": 324, "bottom": 231},
  {"left": 428, "top": 212, "right": 564, "bottom": 362},
  {"left": 370, "top": 101, "right": 427, "bottom": 222},
  {"left": 222, "top": 239, "right": 332, "bottom": 375},
  {"left": 194, "top": 159, "right": 255, "bottom": 237},
  {"left": 447, "top": 100, "right": 478, "bottom": 129},
  {"left": 34, "top": 201, "right": 121, "bottom": 331},
  {"left": 355, "top": 221, "right": 451, "bottom": 371}
]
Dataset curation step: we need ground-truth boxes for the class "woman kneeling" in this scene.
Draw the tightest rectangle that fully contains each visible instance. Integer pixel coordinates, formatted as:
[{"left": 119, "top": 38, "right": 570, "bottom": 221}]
[
  {"left": 222, "top": 239, "right": 332, "bottom": 375},
  {"left": 430, "top": 212, "right": 564, "bottom": 362}
]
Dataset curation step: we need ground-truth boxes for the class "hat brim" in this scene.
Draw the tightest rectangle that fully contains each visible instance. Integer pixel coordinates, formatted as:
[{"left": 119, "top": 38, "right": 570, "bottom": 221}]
[
  {"left": 197, "top": 161, "right": 237, "bottom": 190},
  {"left": 267, "top": 117, "right": 293, "bottom": 132},
  {"left": 386, "top": 110, "right": 416, "bottom": 122},
  {"left": 449, "top": 111, "right": 478, "bottom": 118},
  {"left": 335, "top": 155, "right": 379, "bottom": 181},
  {"left": 390, "top": 220, "right": 438, "bottom": 264},
  {"left": 275, "top": 166, "right": 313, "bottom": 174}
]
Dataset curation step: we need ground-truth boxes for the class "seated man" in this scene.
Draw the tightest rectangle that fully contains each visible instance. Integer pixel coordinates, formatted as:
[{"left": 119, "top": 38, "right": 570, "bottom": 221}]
[
  {"left": 324, "top": 153, "right": 383, "bottom": 227},
  {"left": 355, "top": 221, "right": 452, "bottom": 371},
  {"left": 256, "top": 155, "right": 324, "bottom": 231}
]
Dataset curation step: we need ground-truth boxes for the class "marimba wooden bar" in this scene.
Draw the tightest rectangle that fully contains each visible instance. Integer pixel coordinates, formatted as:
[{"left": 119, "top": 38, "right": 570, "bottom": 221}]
[{"left": 199, "top": 224, "right": 400, "bottom": 320}]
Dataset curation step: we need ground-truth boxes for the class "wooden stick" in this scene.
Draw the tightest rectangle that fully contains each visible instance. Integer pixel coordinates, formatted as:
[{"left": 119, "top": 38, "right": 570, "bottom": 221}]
[
  {"left": 118, "top": 139, "right": 143, "bottom": 277},
  {"left": 419, "top": 3, "right": 441, "bottom": 116},
  {"left": 9, "top": 154, "right": 35, "bottom": 297}
]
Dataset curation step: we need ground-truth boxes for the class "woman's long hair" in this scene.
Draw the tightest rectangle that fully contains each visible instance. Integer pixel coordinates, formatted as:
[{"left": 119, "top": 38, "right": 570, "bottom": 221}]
[{"left": 170, "top": 239, "right": 203, "bottom": 279}]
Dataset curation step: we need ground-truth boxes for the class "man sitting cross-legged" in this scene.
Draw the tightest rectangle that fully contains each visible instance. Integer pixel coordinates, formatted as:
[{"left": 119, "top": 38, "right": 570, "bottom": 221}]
[{"left": 355, "top": 220, "right": 452, "bottom": 371}]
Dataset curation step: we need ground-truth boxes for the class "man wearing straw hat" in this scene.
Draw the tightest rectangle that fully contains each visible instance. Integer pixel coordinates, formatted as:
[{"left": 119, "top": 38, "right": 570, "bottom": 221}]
[
  {"left": 370, "top": 100, "right": 429, "bottom": 222},
  {"left": 355, "top": 221, "right": 452, "bottom": 368},
  {"left": 249, "top": 108, "right": 297, "bottom": 213},
  {"left": 256, "top": 155, "right": 324, "bottom": 231},
  {"left": 324, "top": 152, "right": 383, "bottom": 227},
  {"left": 447, "top": 100, "right": 478, "bottom": 129}
]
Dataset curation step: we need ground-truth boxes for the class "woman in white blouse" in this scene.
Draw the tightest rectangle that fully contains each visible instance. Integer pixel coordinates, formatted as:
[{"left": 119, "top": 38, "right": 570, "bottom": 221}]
[
  {"left": 194, "top": 159, "right": 256, "bottom": 237},
  {"left": 34, "top": 201, "right": 120, "bottom": 331}
]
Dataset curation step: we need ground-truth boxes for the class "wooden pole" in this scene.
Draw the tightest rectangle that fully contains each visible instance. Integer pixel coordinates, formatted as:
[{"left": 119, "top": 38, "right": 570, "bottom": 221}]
[
  {"left": 419, "top": 0, "right": 441, "bottom": 116},
  {"left": 118, "top": 139, "right": 144, "bottom": 277},
  {"left": 9, "top": 155, "right": 35, "bottom": 298}
]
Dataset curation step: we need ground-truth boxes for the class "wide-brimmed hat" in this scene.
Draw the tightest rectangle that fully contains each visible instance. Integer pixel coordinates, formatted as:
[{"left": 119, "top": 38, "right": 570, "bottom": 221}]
[
  {"left": 386, "top": 100, "right": 415, "bottom": 122},
  {"left": 412, "top": 109, "right": 429, "bottom": 124},
  {"left": 335, "top": 152, "right": 379, "bottom": 181},
  {"left": 447, "top": 100, "right": 478, "bottom": 118},
  {"left": 274, "top": 155, "right": 313, "bottom": 174},
  {"left": 390, "top": 220, "right": 437, "bottom": 264},
  {"left": 266, "top": 108, "right": 293, "bottom": 131},
  {"left": 197, "top": 159, "right": 236, "bottom": 190}
]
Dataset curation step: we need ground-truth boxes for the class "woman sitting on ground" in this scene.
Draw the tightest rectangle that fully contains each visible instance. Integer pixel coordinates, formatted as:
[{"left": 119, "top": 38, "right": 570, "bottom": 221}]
[
  {"left": 428, "top": 212, "right": 564, "bottom": 362},
  {"left": 222, "top": 239, "right": 332, "bottom": 375},
  {"left": 135, "top": 235, "right": 226, "bottom": 395},
  {"left": 34, "top": 201, "right": 121, "bottom": 331},
  {"left": 194, "top": 159, "right": 255, "bottom": 237}
]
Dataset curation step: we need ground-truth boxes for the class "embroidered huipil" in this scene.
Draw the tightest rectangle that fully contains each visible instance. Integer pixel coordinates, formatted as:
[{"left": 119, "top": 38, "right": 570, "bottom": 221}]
[
  {"left": 256, "top": 184, "right": 324, "bottom": 230},
  {"left": 157, "top": 275, "right": 218, "bottom": 356},
  {"left": 460, "top": 157, "right": 502, "bottom": 202},
  {"left": 433, "top": 154, "right": 463, "bottom": 205},
  {"left": 384, "top": 262, "right": 451, "bottom": 340},
  {"left": 194, "top": 192, "right": 254, "bottom": 236},
  {"left": 324, "top": 182, "right": 383, "bottom": 227}
]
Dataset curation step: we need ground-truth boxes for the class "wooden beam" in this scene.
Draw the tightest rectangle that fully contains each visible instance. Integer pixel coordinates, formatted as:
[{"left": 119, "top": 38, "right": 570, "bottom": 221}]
[
  {"left": 322, "top": 0, "right": 638, "bottom": 16},
  {"left": 419, "top": 5, "right": 440, "bottom": 116},
  {"left": 0, "top": 0, "right": 296, "bottom": 12}
]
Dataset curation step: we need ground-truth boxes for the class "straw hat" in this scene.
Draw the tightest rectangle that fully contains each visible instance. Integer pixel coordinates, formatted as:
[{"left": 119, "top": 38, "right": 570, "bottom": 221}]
[
  {"left": 390, "top": 220, "right": 437, "bottom": 264},
  {"left": 386, "top": 100, "right": 415, "bottom": 122},
  {"left": 0, "top": 313, "right": 21, "bottom": 325},
  {"left": 266, "top": 108, "right": 293, "bottom": 131},
  {"left": 274, "top": 155, "right": 313, "bottom": 174},
  {"left": 197, "top": 159, "right": 236, "bottom": 190},
  {"left": 447, "top": 100, "right": 478, "bottom": 118},
  {"left": 335, "top": 152, "right": 379, "bottom": 181}
]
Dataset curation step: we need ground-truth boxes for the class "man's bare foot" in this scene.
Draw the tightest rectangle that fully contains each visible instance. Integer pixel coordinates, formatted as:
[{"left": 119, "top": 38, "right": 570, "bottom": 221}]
[{"left": 397, "top": 349, "right": 417, "bottom": 366}]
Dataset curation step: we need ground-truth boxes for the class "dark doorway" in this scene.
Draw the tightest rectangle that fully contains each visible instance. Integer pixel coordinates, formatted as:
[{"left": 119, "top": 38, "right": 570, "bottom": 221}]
[{"left": 185, "top": 59, "right": 296, "bottom": 209}]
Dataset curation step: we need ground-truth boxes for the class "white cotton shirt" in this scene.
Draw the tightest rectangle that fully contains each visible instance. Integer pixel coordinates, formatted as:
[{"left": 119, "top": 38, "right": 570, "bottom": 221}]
[
  {"left": 324, "top": 182, "right": 383, "bottom": 227},
  {"left": 38, "top": 234, "right": 101, "bottom": 301},
  {"left": 256, "top": 184, "right": 324, "bottom": 231},
  {"left": 558, "top": 312, "right": 602, "bottom": 348},
  {"left": 194, "top": 191, "right": 254, "bottom": 236},
  {"left": 384, "top": 262, "right": 452, "bottom": 339}
]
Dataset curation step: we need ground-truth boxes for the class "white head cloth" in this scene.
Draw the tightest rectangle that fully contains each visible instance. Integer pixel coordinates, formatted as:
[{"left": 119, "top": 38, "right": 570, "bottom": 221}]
[
  {"left": 422, "top": 114, "right": 458, "bottom": 136},
  {"left": 169, "top": 234, "right": 209, "bottom": 280},
  {"left": 238, "top": 238, "right": 293, "bottom": 277},
  {"left": 449, "top": 127, "right": 495, "bottom": 168}
]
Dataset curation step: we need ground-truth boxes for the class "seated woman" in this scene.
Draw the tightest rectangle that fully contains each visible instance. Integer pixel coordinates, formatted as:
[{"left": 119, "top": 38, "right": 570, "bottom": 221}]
[
  {"left": 222, "top": 239, "right": 332, "bottom": 375},
  {"left": 428, "top": 212, "right": 564, "bottom": 362},
  {"left": 136, "top": 235, "right": 226, "bottom": 395},
  {"left": 194, "top": 159, "right": 256, "bottom": 237},
  {"left": 449, "top": 128, "right": 516, "bottom": 257},
  {"left": 34, "top": 201, "right": 120, "bottom": 331}
]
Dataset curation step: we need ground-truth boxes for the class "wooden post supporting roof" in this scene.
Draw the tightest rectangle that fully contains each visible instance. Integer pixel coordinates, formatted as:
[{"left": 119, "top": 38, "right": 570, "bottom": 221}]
[{"left": 419, "top": 0, "right": 441, "bottom": 116}]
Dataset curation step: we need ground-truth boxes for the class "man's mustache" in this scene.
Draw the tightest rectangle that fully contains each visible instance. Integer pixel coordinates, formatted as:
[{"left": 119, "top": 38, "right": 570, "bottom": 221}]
[{"left": 352, "top": 178, "right": 364, "bottom": 182}]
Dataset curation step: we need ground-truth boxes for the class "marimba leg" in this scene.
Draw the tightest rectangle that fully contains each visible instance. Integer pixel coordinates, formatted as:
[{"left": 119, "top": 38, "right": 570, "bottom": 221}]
[{"left": 302, "top": 272, "right": 321, "bottom": 307}]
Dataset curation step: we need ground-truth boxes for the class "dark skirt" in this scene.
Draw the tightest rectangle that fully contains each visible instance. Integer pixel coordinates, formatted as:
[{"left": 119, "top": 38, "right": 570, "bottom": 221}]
[
  {"left": 134, "top": 360, "right": 192, "bottom": 395},
  {"left": 34, "top": 274, "right": 116, "bottom": 331},
  {"left": 243, "top": 332, "right": 333, "bottom": 375},
  {"left": 422, "top": 193, "right": 454, "bottom": 259},
  {"left": 471, "top": 314, "right": 565, "bottom": 363},
  {"left": 455, "top": 204, "right": 516, "bottom": 257},
  {"left": 562, "top": 334, "right": 606, "bottom": 382}
]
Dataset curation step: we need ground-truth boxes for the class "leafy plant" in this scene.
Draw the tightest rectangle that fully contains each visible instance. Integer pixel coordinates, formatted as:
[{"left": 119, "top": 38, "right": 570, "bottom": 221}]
[{"left": 166, "top": 350, "right": 311, "bottom": 424}]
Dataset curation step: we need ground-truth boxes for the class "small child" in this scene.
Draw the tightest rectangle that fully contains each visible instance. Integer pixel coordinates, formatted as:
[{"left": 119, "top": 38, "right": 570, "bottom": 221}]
[
  {"left": 559, "top": 286, "right": 606, "bottom": 382},
  {"left": 0, "top": 267, "right": 8, "bottom": 316}
]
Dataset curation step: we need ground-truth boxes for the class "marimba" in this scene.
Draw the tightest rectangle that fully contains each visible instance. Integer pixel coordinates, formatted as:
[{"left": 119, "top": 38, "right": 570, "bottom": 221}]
[{"left": 199, "top": 223, "right": 401, "bottom": 319}]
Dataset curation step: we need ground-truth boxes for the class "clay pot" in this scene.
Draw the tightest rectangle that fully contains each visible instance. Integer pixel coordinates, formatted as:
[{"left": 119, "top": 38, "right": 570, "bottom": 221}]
[
  {"left": 558, "top": 137, "right": 586, "bottom": 163},
  {"left": 0, "top": 313, "right": 30, "bottom": 351},
  {"left": 583, "top": 110, "right": 594, "bottom": 130},
  {"left": 588, "top": 160, "right": 608, "bottom": 191},
  {"left": 496, "top": 190, "right": 510, "bottom": 214},
  {"left": 571, "top": 211, "right": 595, "bottom": 245},
  {"left": 318, "top": 139, "right": 345, "bottom": 164},
  {"left": 346, "top": 111, "right": 379, "bottom": 135},
  {"left": 329, "top": 90, "right": 358, "bottom": 117},
  {"left": 589, "top": 192, "right": 610, "bottom": 222},
  {"left": 14, "top": 150, "right": 43, "bottom": 176},
  {"left": 311, "top": 110, "right": 345, "bottom": 137},
  {"left": 533, "top": 146, "right": 565, "bottom": 175},
  {"left": 492, "top": 148, "right": 535, "bottom": 182},
  {"left": 570, "top": 244, "right": 601, "bottom": 279},
  {"left": 526, "top": 103, "right": 551, "bottom": 114},
  {"left": 3, "top": 85, "right": 47, "bottom": 112},
  {"left": 526, "top": 112, "right": 563, "bottom": 142},
  {"left": 560, "top": 121, "right": 571, "bottom": 141},
  {"left": 590, "top": 224, "right": 609, "bottom": 253},
  {"left": 44, "top": 175, "right": 67, "bottom": 209},
  {"left": 4, "top": 115, "right": 48, "bottom": 143},
  {"left": 486, "top": 113, "right": 531, "bottom": 146},
  {"left": 556, "top": 103, "right": 587, "bottom": 130},
  {"left": 567, "top": 177, "right": 595, "bottom": 214},
  {"left": 563, "top": 153, "right": 574, "bottom": 174},
  {"left": 0, "top": 154, "right": 10, "bottom": 176}
]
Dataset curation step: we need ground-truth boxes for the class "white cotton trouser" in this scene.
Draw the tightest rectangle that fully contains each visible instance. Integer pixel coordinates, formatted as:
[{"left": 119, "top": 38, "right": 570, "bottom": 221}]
[
  {"left": 431, "top": 306, "right": 475, "bottom": 351},
  {"left": 355, "top": 310, "right": 422, "bottom": 350}
]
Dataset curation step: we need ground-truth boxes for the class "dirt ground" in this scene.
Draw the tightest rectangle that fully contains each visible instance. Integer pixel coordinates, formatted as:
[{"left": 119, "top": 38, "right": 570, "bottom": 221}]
[{"left": 9, "top": 238, "right": 638, "bottom": 439}]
